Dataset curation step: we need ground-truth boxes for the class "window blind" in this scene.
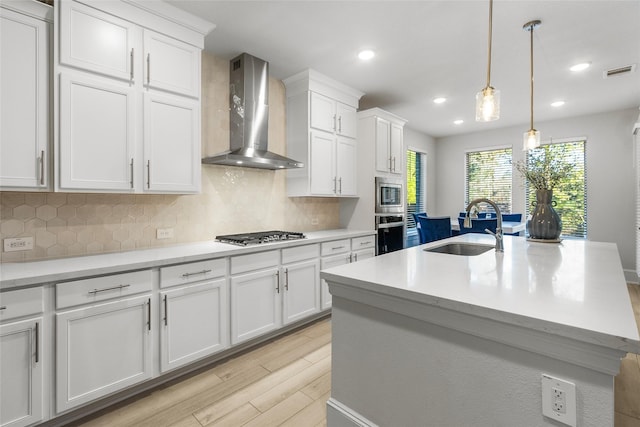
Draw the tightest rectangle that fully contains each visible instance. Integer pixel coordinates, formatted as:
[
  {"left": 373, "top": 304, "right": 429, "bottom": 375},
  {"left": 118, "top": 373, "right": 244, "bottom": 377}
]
[
  {"left": 406, "top": 150, "right": 426, "bottom": 228},
  {"left": 465, "top": 148, "right": 512, "bottom": 214},
  {"left": 525, "top": 140, "right": 587, "bottom": 238}
]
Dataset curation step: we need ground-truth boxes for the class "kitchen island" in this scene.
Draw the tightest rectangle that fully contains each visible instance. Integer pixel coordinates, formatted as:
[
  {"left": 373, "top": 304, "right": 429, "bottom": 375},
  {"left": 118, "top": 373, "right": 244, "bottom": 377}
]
[{"left": 321, "top": 234, "right": 640, "bottom": 427}]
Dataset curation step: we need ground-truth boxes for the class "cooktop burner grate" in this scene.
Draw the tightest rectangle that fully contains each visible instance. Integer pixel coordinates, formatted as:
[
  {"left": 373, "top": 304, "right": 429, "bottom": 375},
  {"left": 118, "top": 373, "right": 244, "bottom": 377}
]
[{"left": 216, "top": 230, "right": 306, "bottom": 246}]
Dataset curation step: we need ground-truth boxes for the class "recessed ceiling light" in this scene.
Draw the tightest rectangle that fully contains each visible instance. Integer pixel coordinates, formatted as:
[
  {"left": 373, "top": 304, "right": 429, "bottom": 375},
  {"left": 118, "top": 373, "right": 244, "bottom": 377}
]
[
  {"left": 358, "top": 50, "right": 375, "bottom": 60},
  {"left": 551, "top": 101, "right": 565, "bottom": 107},
  {"left": 433, "top": 97, "right": 446, "bottom": 104},
  {"left": 570, "top": 62, "right": 591, "bottom": 72},
  {"left": 454, "top": 119, "right": 464, "bottom": 125}
]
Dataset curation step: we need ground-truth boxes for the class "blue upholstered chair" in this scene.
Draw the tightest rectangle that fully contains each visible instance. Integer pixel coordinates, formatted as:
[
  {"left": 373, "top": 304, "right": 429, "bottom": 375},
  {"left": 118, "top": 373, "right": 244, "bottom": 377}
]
[
  {"left": 501, "top": 213, "right": 523, "bottom": 236},
  {"left": 457, "top": 217, "right": 498, "bottom": 235},
  {"left": 412, "top": 212, "right": 428, "bottom": 244},
  {"left": 417, "top": 216, "right": 452, "bottom": 243}
]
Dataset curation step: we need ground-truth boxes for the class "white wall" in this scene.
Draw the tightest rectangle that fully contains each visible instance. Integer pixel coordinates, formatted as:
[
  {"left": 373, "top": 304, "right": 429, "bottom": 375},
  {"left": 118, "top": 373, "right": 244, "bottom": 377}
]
[
  {"left": 435, "top": 108, "right": 638, "bottom": 279},
  {"left": 404, "top": 127, "right": 437, "bottom": 214}
]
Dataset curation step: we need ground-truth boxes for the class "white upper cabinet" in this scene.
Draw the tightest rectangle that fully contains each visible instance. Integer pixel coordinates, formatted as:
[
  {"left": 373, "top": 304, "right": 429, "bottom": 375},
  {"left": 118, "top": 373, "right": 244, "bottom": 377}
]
[
  {"left": 0, "top": 2, "right": 51, "bottom": 191},
  {"left": 54, "top": 0, "right": 213, "bottom": 194},
  {"left": 143, "top": 29, "right": 200, "bottom": 98},
  {"left": 284, "top": 69, "right": 363, "bottom": 197},
  {"left": 359, "top": 108, "right": 407, "bottom": 177},
  {"left": 59, "top": 1, "right": 135, "bottom": 81}
]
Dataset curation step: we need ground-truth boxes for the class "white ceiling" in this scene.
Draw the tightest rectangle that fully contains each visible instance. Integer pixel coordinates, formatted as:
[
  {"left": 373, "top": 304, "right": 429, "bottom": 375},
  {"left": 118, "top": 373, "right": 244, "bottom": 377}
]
[{"left": 167, "top": 0, "right": 640, "bottom": 138}]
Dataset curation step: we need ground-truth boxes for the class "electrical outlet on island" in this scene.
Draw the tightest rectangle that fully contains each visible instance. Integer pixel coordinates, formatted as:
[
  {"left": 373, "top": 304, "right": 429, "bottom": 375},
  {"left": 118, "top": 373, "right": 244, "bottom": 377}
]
[{"left": 541, "top": 374, "right": 576, "bottom": 426}]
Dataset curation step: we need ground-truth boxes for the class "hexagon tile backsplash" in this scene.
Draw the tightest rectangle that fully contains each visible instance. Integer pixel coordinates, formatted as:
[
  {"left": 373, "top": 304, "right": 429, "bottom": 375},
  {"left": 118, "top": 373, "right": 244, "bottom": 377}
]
[{"left": 0, "top": 167, "right": 340, "bottom": 262}]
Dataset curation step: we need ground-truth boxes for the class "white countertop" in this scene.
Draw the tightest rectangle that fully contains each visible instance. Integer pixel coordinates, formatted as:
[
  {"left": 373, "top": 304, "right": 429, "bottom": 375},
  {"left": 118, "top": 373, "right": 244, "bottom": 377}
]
[
  {"left": 321, "top": 234, "right": 640, "bottom": 353},
  {"left": 0, "top": 229, "right": 375, "bottom": 290}
]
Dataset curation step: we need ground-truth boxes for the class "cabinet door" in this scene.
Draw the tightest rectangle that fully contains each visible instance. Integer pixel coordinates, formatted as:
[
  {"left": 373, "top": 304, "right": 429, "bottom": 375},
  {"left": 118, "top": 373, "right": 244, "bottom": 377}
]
[
  {"left": 283, "top": 260, "right": 320, "bottom": 325},
  {"left": 375, "top": 118, "right": 391, "bottom": 173},
  {"left": 58, "top": 72, "right": 135, "bottom": 191},
  {"left": 160, "top": 279, "right": 228, "bottom": 373},
  {"left": 390, "top": 122, "right": 404, "bottom": 175},
  {"left": 230, "top": 268, "right": 281, "bottom": 345},
  {"left": 0, "top": 8, "right": 49, "bottom": 190},
  {"left": 56, "top": 295, "right": 152, "bottom": 412},
  {"left": 144, "top": 93, "right": 200, "bottom": 193},
  {"left": 59, "top": 0, "right": 136, "bottom": 81},
  {"left": 336, "top": 102, "right": 357, "bottom": 138},
  {"left": 310, "top": 92, "right": 335, "bottom": 133},
  {"left": 320, "top": 253, "right": 351, "bottom": 310},
  {"left": 352, "top": 248, "right": 376, "bottom": 263},
  {"left": 336, "top": 137, "right": 357, "bottom": 196},
  {"left": 144, "top": 30, "right": 200, "bottom": 98},
  {"left": 309, "top": 131, "right": 336, "bottom": 195},
  {"left": 0, "top": 318, "right": 43, "bottom": 427}
]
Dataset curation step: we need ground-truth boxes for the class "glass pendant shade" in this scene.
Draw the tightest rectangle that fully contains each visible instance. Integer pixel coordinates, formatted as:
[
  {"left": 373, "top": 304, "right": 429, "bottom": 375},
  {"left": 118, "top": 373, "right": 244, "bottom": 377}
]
[
  {"left": 523, "top": 129, "right": 540, "bottom": 150},
  {"left": 475, "top": 86, "right": 500, "bottom": 122}
]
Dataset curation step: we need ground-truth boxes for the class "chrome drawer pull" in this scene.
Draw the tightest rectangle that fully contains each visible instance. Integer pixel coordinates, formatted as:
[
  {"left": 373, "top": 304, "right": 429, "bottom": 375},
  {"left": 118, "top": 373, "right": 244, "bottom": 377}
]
[
  {"left": 163, "top": 294, "right": 168, "bottom": 326},
  {"left": 39, "top": 150, "right": 44, "bottom": 185},
  {"left": 130, "top": 48, "right": 134, "bottom": 81},
  {"left": 360, "top": 241, "right": 371, "bottom": 245},
  {"left": 88, "top": 284, "right": 130, "bottom": 295},
  {"left": 275, "top": 271, "right": 280, "bottom": 293},
  {"left": 35, "top": 322, "right": 39, "bottom": 363},
  {"left": 0, "top": 306, "right": 6, "bottom": 311},
  {"left": 181, "top": 269, "right": 212, "bottom": 278},
  {"left": 332, "top": 246, "right": 345, "bottom": 250}
]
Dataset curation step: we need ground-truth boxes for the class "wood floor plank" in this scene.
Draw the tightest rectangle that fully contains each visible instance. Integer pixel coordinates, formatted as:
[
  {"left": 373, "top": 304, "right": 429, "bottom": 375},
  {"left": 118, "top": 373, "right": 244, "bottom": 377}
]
[
  {"left": 301, "top": 371, "right": 331, "bottom": 401},
  {"left": 304, "top": 342, "right": 331, "bottom": 364},
  {"left": 616, "top": 410, "right": 640, "bottom": 427},
  {"left": 261, "top": 332, "right": 331, "bottom": 372},
  {"left": 250, "top": 356, "right": 331, "bottom": 413},
  {"left": 136, "top": 365, "right": 270, "bottom": 427},
  {"left": 168, "top": 415, "right": 203, "bottom": 427},
  {"left": 628, "top": 284, "right": 640, "bottom": 330},
  {"left": 208, "top": 403, "right": 260, "bottom": 427},
  {"left": 616, "top": 353, "right": 640, "bottom": 419},
  {"left": 243, "top": 391, "right": 313, "bottom": 427},
  {"left": 193, "top": 358, "right": 312, "bottom": 425},
  {"left": 300, "top": 318, "right": 331, "bottom": 339},
  {"left": 280, "top": 391, "right": 331, "bottom": 427}
]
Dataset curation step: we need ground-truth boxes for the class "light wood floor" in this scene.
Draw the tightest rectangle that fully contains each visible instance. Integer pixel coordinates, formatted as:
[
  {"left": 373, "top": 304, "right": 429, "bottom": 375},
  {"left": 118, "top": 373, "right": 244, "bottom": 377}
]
[{"left": 71, "top": 285, "right": 640, "bottom": 427}]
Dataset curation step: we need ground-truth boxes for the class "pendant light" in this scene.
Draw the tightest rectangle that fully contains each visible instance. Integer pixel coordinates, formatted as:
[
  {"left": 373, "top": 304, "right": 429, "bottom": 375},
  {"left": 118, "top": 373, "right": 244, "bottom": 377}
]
[
  {"left": 475, "top": 0, "right": 500, "bottom": 122},
  {"left": 523, "top": 20, "right": 542, "bottom": 150}
]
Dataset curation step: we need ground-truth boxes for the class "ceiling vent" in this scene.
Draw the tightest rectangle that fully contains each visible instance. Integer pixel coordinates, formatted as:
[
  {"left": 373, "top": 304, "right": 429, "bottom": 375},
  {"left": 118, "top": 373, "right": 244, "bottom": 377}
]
[{"left": 603, "top": 64, "right": 636, "bottom": 79}]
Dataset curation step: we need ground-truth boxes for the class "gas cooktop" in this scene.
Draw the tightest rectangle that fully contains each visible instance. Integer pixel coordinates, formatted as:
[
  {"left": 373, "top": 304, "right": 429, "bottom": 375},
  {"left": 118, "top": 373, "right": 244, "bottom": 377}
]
[{"left": 216, "top": 230, "right": 306, "bottom": 246}]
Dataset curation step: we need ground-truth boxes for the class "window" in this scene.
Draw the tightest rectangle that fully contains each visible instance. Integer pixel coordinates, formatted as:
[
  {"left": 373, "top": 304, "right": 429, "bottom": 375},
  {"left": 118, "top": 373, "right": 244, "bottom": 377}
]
[
  {"left": 525, "top": 140, "right": 587, "bottom": 238},
  {"left": 465, "top": 148, "right": 512, "bottom": 213},
  {"left": 406, "top": 150, "right": 426, "bottom": 228}
]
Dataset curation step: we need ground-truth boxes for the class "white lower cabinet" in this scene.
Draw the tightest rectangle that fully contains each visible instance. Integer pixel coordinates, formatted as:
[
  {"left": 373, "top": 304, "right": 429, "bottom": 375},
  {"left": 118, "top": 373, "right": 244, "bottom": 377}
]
[
  {"left": 0, "top": 287, "right": 44, "bottom": 427},
  {"left": 320, "top": 235, "right": 376, "bottom": 309},
  {"left": 282, "top": 244, "right": 321, "bottom": 325},
  {"left": 55, "top": 270, "right": 153, "bottom": 413},
  {"left": 159, "top": 279, "right": 228, "bottom": 373}
]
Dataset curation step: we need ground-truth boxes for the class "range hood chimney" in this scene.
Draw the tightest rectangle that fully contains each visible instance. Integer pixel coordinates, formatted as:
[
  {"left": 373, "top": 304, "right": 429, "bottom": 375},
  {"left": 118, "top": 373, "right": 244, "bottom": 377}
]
[{"left": 202, "top": 53, "right": 304, "bottom": 170}]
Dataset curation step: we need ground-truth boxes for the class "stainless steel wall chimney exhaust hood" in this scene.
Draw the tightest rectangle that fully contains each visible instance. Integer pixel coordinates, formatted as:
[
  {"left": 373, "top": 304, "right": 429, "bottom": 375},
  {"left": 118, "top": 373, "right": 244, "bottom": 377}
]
[{"left": 202, "top": 53, "right": 304, "bottom": 170}]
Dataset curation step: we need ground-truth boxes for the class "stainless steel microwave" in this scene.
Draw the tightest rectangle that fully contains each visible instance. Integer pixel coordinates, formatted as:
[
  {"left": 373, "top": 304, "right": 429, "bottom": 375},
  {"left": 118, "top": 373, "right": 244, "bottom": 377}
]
[{"left": 375, "top": 177, "right": 404, "bottom": 214}]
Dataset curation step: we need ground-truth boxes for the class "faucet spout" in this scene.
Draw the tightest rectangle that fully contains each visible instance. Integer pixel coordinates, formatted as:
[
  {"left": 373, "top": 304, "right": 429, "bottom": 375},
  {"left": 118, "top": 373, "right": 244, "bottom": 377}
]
[{"left": 464, "top": 198, "right": 504, "bottom": 252}]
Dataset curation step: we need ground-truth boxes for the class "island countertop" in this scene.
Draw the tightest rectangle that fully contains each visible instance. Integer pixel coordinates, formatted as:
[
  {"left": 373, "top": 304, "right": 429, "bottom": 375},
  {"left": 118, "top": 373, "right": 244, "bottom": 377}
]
[{"left": 321, "top": 234, "right": 640, "bottom": 354}]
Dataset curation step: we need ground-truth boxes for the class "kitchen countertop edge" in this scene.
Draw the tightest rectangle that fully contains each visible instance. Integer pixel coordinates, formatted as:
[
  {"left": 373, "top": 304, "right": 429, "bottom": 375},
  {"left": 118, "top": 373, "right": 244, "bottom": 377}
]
[{"left": 0, "top": 229, "right": 375, "bottom": 290}]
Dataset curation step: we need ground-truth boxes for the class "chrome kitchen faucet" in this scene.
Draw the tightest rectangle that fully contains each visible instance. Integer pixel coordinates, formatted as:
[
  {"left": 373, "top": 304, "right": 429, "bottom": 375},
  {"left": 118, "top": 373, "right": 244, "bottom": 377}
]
[{"left": 464, "top": 198, "right": 504, "bottom": 252}]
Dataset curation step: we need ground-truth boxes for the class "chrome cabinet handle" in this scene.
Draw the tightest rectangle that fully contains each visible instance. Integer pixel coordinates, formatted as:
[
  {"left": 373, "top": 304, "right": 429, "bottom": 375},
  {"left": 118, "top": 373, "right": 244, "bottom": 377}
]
[
  {"left": 389, "top": 157, "right": 393, "bottom": 171},
  {"left": 360, "top": 241, "right": 371, "bottom": 246},
  {"left": 332, "top": 246, "right": 345, "bottom": 250},
  {"left": 39, "top": 150, "right": 44, "bottom": 185},
  {"left": 347, "top": 254, "right": 352, "bottom": 263},
  {"left": 338, "top": 177, "right": 342, "bottom": 194},
  {"left": 354, "top": 253, "right": 358, "bottom": 262},
  {"left": 392, "top": 157, "right": 396, "bottom": 172},
  {"left": 88, "top": 284, "right": 130, "bottom": 295},
  {"left": 147, "top": 160, "right": 151, "bottom": 189},
  {"left": 333, "top": 177, "right": 337, "bottom": 193},
  {"left": 35, "top": 322, "right": 39, "bottom": 363},
  {"left": 130, "top": 158, "right": 134, "bottom": 188},
  {"left": 338, "top": 116, "right": 342, "bottom": 133},
  {"left": 130, "top": 48, "right": 134, "bottom": 81},
  {"left": 285, "top": 268, "right": 289, "bottom": 291},
  {"left": 147, "top": 53, "right": 151, "bottom": 84},
  {"left": 275, "top": 271, "right": 280, "bottom": 293},
  {"left": 147, "top": 298, "right": 151, "bottom": 331},
  {"left": 0, "top": 306, "right": 6, "bottom": 311},
  {"left": 163, "top": 294, "right": 168, "bottom": 326},
  {"left": 181, "top": 269, "right": 212, "bottom": 278},
  {"left": 333, "top": 114, "right": 337, "bottom": 131}
]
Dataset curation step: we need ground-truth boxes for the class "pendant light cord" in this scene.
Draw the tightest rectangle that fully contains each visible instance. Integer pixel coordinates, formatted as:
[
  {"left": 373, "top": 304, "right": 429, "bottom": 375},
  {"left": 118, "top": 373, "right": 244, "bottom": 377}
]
[
  {"left": 529, "top": 22, "right": 534, "bottom": 130},
  {"left": 486, "top": 0, "right": 493, "bottom": 87}
]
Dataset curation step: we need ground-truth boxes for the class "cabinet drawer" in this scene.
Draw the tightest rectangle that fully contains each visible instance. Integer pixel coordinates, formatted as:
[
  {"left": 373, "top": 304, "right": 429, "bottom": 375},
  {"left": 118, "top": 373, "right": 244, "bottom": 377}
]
[
  {"left": 160, "top": 258, "right": 226, "bottom": 288},
  {"left": 282, "top": 244, "right": 320, "bottom": 264},
  {"left": 321, "top": 239, "right": 350, "bottom": 256},
  {"left": 0, "top": 287, "right": 43, "bottom": 321},
  {"left": 352, "top": 235, "right": 376, "bottom": 251},
  {"left": 56, "top": 270, "right": 152, "bottom": 309},
  {"left": 231, "top": 250, "right": 279, "bottom": 275}
]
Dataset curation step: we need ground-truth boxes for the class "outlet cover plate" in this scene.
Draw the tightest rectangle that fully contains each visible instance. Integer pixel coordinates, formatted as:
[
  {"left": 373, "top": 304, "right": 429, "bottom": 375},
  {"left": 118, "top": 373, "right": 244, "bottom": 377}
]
[
  {"left": 542, "top": 374, "right": 576, "bottom": 427},
  {"left": 3, "top": 237, "right": 34, "bottom": 252},
  {"left": 156, "top": 228, "right": 174, "bottom": 239}
]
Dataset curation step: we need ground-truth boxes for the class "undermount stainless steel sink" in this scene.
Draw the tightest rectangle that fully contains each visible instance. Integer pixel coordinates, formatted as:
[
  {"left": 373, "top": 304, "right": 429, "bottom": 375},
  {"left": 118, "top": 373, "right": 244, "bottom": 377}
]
[{"left": 424, "top": 242, "right": 494, "bottom": 256}]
